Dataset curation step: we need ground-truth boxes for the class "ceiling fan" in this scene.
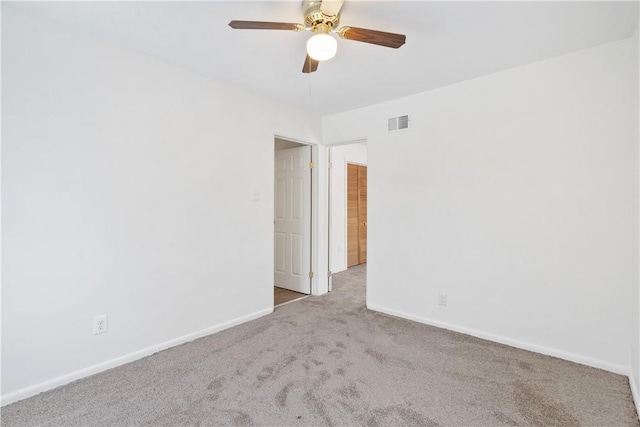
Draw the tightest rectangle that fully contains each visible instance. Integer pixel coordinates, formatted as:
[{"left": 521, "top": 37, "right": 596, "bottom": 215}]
[{"left": 229, "top": 0, "right": 406, "bottom": 73}]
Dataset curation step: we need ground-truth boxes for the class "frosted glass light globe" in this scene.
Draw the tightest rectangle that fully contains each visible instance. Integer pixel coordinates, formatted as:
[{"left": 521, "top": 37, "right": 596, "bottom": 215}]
[{"left": 306, "top": 34, "right": 337, "bottom": 61}]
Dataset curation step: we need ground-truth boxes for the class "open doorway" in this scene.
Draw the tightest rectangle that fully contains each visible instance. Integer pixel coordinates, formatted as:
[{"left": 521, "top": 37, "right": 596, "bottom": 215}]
[
  {"left": 274, "top": 137, "right": 312, "bottom": 307},
  {"left": 328, "top": 142, "right": 368, "bottom": 293}
]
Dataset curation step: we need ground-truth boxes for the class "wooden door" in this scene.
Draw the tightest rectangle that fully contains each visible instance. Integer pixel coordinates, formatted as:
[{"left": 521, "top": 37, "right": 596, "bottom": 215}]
[
  {"left": 347, "top": 164, "right": 367, "bottom": 267},
  {"left": 358, "top": 166, "right": 367, "bottom": 263},
  {"left": 274, "top": 146, "right": 312, "bottom": 294},
  {"left": 347, "top": 164, "right": 359, "bottom": 266}
]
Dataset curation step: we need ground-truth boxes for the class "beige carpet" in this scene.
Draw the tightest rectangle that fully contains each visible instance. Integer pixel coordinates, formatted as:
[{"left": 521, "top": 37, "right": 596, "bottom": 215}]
[{"left": 2, "top": 264, "right": 638, "bottom": 426}]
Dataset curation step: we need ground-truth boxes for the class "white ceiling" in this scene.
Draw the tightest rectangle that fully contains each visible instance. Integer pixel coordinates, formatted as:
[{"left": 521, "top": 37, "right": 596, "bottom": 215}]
[{"left": 6, "top": 1, "right": 639, "bottom": 116}]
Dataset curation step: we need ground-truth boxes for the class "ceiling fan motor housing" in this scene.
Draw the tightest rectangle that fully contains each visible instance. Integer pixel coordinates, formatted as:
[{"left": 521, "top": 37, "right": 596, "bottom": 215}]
[{"left": 302, "top": 0, "right": 340, "bottom": 30}]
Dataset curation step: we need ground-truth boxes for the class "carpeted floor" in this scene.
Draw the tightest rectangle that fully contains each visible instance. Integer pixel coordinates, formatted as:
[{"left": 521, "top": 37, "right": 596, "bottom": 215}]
[{"left": 2, "top": 264, "right": 639, "bottom": 426}]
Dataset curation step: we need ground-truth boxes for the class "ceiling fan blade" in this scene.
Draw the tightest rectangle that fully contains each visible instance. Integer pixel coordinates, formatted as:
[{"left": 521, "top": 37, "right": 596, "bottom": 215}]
[
  {"left": 320, "top": 0, "right": 344, "bottom": 17},
  {"left": 338, "top": 26, "right": 406, "bottom": 48},
  {"left": 302, "top": 54, "right": 319, "bottom": 74},
  {"left": 228, "top": 21, "right": 304, "bottom": 31}
]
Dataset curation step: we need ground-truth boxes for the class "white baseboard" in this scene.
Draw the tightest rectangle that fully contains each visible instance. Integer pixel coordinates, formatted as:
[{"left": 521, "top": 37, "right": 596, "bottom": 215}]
[
  {"left": 630, "top": 373, "right": 640, "bottom": 420},
  {"left": 367, "top": 303, "right": 628, "bottom": 376},
  {"left": 332, "top": 267, "right": 347, "bottom": 274},
  {"left": 1, "top": 307, "right": 273, "bottom": 407}
]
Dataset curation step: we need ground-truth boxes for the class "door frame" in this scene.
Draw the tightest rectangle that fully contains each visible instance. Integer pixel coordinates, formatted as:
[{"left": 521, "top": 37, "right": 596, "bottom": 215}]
[
  {"left": 326, "top": 139, "right": 368, "bottom": 292},
  {"left": 273, "top": 135, "right": 367, "bottom": 297}
]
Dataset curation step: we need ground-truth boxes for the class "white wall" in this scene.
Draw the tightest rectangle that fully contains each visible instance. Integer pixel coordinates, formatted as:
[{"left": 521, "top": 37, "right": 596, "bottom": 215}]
[
  {"left": 631, "top": 22, "right": 640, "bottom": 415},
  {"left": 329, "top": 143, "right": 368, "bottom": 273},
  {"left": 1, "top": 7, "right": 320, "bottom": 402},
  {"left": 324, "top": 36, "right": 638, "bottom": 374}
]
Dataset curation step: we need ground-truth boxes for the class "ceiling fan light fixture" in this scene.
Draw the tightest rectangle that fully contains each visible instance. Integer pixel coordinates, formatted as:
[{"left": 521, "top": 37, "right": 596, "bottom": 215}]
[{"left": 306, "top": 33, "right": 337, "bottom": 61}]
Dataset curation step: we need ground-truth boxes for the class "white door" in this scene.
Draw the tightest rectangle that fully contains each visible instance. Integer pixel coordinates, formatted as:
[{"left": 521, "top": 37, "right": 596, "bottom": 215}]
[{"left": 274, "top": 146, "right": 312, "bottom": 294}]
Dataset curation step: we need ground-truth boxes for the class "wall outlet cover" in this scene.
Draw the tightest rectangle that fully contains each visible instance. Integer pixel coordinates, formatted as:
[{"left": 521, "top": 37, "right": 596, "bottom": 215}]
[
  {"left": 93, "top": 315, "right": 108, "bottom": 335},
  {"left": 438, "top": 293, "right": 447, "bottom": 306}
]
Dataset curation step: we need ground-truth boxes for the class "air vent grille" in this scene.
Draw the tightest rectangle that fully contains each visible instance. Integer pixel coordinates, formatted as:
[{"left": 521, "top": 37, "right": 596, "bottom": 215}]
[{"left": 387, "top": 115, "right": 410, "bottom": 132}]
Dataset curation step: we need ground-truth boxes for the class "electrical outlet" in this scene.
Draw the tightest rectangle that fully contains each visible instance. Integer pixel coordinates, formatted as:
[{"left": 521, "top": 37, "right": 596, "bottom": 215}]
[
  {"left": 93, "top": 315, "right": 108, "bottom": 335},
  {"left": 337, "top": 245, "right": 341, "bottom": 253},
  {"left": 438, "top": 293, "right": 447, "bottom": 307},
  {"left": 251, "top": 189, "right": 260, "bottom": 201}
]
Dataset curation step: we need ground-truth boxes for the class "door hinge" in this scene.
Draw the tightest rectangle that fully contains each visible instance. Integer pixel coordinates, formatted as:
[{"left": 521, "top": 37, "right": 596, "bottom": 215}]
[
  {"left": 309, "top": 162, "right": 314, "bottom": 169},
  {"left": 327, "top": 271, "right": 332, "bottom": 277},
  {"left": 309, "top": 271, "right": 314, "bottom": 279},
  {"left": 328, "top": 162, "right": 332, "bottom": 169}
]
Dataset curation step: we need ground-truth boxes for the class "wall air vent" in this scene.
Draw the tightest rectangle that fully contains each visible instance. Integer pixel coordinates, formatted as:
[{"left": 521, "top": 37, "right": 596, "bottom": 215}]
[{"left": 387, "top": 115, "right": 410, "bottom": 132}]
